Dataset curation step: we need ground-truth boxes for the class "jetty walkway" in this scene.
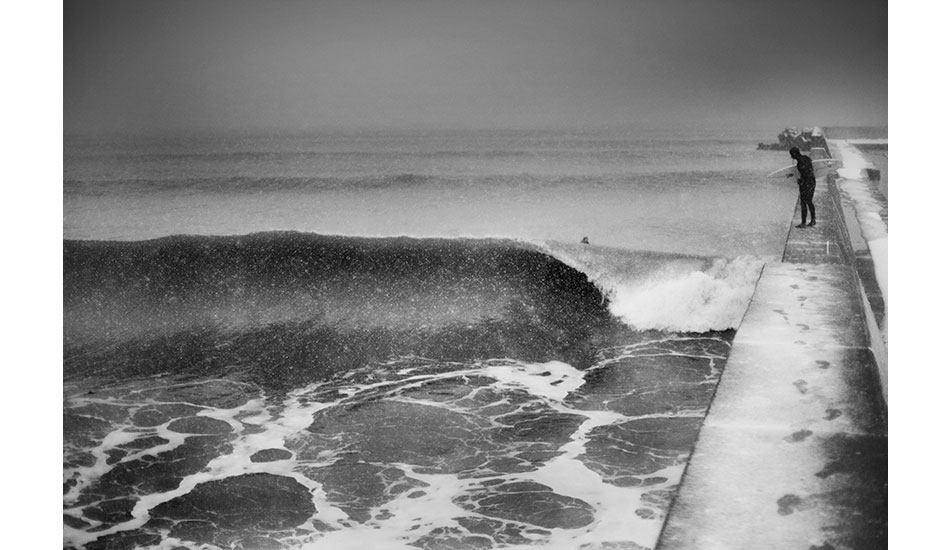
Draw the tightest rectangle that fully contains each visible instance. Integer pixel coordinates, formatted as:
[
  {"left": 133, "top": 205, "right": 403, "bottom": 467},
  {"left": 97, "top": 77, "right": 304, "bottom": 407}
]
[{"left": 656, "top": 148, "right": 888, "bottom": 549}]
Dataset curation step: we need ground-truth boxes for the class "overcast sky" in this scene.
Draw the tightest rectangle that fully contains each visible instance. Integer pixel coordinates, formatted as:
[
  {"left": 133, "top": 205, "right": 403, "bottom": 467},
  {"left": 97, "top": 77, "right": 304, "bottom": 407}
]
[{"left": 64, "top": 0, "right": 887, "bottom": 134}]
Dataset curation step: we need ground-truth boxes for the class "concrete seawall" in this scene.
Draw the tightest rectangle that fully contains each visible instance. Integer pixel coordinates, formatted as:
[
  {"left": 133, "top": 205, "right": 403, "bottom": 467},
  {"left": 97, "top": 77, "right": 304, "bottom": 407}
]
[
  {"left": 825, "top": 138, "right": 889, "bottom": 399},
  {"left": 655, "top": 146, "right": 888, "bottom": 549}
]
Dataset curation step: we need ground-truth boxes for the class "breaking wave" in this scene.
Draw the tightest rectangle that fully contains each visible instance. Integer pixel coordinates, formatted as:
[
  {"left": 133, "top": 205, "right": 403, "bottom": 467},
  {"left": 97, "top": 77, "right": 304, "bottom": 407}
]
[
  {"left": 540, "top": 241, "right": 764, "bottom": 332},
  {"left": 64, "top": 232, "right": 761, "bottom": 386}
]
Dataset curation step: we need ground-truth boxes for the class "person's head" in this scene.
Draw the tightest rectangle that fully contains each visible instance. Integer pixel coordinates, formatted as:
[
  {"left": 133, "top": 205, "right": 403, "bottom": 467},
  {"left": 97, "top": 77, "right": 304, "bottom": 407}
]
[{"left": 789, "top": 147, "right": 801, "bottom": 159}]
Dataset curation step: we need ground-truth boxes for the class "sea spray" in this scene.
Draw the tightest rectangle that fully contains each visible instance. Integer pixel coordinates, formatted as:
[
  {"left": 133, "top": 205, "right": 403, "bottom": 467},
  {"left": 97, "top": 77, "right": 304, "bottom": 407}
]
[
  {"left": 538, "top": 240, "right": 767, "bottom": 332},
  {"left": 606, "top": 256, "right": 765, "bottom": 331}
]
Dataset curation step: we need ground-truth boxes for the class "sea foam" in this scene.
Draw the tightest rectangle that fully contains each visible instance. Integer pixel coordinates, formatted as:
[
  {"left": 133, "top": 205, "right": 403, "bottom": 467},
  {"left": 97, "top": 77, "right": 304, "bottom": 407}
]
[
  {"left": 539, "top": 241, "right": 766, "bottom": 332},
  {"left": 606, "top": 256, "right": 764, "bottom": 332}
]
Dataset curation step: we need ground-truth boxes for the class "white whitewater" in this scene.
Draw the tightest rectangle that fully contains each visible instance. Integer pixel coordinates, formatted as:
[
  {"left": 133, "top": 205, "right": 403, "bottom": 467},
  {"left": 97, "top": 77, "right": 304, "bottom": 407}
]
[{"left": 540, "top": 241, "right": 770, "bottom": 332}]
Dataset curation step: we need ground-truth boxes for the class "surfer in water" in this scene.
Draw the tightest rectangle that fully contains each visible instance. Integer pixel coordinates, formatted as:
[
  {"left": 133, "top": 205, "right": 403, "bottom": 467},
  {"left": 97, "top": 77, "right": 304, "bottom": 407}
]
[{"left": 789, "top": 146, "right": 816, "bottom": 228}]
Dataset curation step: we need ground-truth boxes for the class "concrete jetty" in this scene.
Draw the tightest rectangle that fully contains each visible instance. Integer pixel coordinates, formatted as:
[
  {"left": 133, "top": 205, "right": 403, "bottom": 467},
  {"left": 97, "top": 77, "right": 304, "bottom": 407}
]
[{"left": 656, "top": 148, "right": 888, "bottom": 549}]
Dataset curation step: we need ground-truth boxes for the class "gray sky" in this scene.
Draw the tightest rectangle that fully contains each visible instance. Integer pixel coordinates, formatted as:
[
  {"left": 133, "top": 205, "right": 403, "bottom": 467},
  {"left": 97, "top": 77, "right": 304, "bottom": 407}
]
[{"left": 64, "top": 0, "right": 887, "bottom": 134}]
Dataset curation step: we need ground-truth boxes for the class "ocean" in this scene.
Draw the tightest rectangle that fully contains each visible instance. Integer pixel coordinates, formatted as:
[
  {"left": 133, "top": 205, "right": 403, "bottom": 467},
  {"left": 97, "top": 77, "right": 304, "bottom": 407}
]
[{"left": 64, "top": 128, "right": 795, "bottom": 549}]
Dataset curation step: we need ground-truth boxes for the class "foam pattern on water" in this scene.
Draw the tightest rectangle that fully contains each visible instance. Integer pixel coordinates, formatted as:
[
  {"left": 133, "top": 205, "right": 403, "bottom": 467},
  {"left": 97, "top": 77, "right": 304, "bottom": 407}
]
[{"left": 64, "top": 335, "right": 729, "bottom": 550}]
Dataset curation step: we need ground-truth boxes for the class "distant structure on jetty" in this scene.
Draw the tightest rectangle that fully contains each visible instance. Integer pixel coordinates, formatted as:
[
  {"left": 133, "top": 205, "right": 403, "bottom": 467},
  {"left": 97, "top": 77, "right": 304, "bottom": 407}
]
[{"left": 758, "top": 127, "right": 828, "bottom": 153}]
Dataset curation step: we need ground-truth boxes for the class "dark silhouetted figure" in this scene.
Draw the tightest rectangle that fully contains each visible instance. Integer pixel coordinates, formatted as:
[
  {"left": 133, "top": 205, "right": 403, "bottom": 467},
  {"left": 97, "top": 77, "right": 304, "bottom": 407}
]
[{"left": 789, "top": 147, "right": 816, "bottom": 228}]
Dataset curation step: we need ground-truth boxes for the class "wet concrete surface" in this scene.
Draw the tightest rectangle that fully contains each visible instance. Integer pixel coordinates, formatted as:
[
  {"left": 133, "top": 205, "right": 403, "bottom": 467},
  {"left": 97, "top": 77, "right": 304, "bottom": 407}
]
[{"left": 657, "top": 174, "right": 887, "bottom": 550}]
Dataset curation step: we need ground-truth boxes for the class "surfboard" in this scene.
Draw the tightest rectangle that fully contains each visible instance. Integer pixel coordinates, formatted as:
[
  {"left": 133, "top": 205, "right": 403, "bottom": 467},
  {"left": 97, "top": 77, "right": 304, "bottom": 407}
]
[{"left": 767, "top": 158, "right": 837, "bottom": 179}]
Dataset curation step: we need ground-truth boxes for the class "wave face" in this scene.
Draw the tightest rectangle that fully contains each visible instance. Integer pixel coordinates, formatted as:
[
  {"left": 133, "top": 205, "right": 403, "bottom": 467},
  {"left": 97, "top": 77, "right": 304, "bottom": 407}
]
[
  {"left": 65, "top": 233, "right": 620, "bottom": 388},
  {"left": 63, "top": 232, "right": 740, "bottom": 549}
]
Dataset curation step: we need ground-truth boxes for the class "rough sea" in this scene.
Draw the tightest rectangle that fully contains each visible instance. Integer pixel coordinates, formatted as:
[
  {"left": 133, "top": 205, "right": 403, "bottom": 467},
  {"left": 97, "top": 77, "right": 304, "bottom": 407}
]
[{"left": 64, "top": 128, "right": 796, "bottom": 549}]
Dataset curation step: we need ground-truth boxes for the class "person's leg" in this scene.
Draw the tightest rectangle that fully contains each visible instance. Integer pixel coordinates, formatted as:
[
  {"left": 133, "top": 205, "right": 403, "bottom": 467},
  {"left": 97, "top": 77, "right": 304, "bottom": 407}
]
[
  {"left": 797, "top": 191, "right": 808, "bottom": 227},
  {"left": 803, "top": 185, "right": 816, "bottom": 226}
]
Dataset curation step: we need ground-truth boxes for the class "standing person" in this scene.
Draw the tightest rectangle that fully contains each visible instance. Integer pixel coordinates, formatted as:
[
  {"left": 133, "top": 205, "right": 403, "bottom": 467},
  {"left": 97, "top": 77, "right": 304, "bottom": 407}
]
[{"left": 789, "top": 146, "right": 816, "bottom": 228}]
